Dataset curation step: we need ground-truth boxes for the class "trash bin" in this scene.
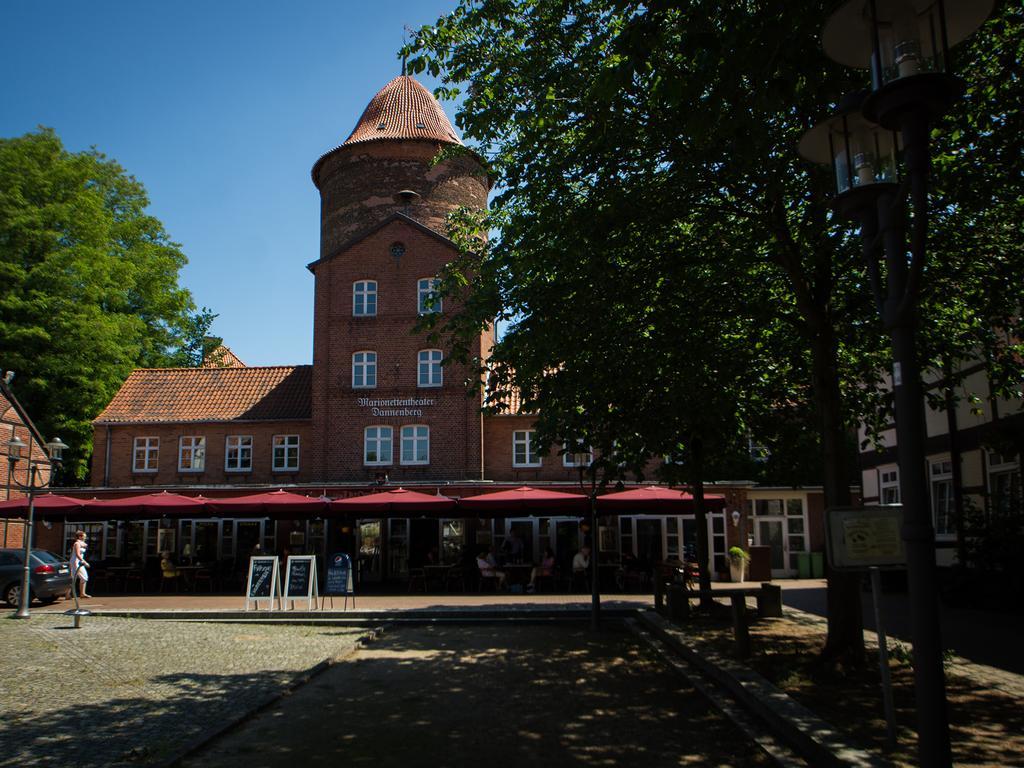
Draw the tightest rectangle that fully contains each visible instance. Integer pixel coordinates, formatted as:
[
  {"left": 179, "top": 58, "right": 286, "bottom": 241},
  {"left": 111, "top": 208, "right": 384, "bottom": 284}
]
[
  {"left": 810, "top": 552, "right": 825, "bottom": 579},
  {"left": 796, "top": 552, "right": 812, "bottom": 579}
]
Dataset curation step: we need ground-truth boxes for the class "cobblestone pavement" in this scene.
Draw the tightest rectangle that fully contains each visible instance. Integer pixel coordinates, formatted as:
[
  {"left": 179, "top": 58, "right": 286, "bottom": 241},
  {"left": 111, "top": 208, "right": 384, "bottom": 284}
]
[
  {"left": 0, "top": 615, "right": 365, "bottom": 768},
  {"left": 183, "top": 623, "right": 774, "bottom": 768}
]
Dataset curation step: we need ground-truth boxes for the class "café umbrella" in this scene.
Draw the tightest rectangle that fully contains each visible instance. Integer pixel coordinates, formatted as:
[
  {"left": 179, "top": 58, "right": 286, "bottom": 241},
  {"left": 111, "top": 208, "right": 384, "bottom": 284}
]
[
  {"left": 595, "top": 485, "right": 727, "bottom": 514},
  {"left": 0, "top": 493, "right": 90, "bottom": 519},
  {"left": 86, "top": 491, "right": 208, "bottom": 518},
  {"left": 458, "top": 486, "right": 589, "bottom": 515},
  {"left": 328, "top": 487, "right": 456, "bottom": 516},
  {"left": 205, "top": 490, "right": 328, "bottom": 519}
]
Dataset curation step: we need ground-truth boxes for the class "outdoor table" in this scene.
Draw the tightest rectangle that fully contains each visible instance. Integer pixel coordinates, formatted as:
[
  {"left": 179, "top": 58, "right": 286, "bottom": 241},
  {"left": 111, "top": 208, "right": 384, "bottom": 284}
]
[
  {"left": 422, "top": 564, "right": 450, "bottom": 590},
  {"left": 503, "top": 563, "right": 534, "bottom": 587},
  {"left": 175, "top": 565, "right": 204, "bottom": 591},
  {"left": 105, "top": 565, "right": 141, "bottom": 593}
]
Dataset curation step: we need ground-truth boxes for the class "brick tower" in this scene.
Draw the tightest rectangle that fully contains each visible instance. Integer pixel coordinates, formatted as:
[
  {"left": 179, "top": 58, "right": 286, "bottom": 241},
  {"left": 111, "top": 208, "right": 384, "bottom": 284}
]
[{"left": 308, "top": 75, "right": 491, "bottom": 482}]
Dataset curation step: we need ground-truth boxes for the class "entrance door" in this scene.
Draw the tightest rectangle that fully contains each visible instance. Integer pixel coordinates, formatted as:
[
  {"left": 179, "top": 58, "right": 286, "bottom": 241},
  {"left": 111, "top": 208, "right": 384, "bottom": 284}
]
[
  {"left": 357, "top": 520, "right": 382, "bottom": 583},
  {"left": 635, "top": 518, "right": 664, "bottom": 566},
  {"left": 757, "top": 520, "right": 786, "bottom": 576}
]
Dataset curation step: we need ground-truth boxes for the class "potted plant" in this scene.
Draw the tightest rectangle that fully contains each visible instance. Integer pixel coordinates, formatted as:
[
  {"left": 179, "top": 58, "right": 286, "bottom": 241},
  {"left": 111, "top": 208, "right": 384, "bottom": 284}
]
[{"left": 728, "top": 546, "right": 749, "bottom": 583}]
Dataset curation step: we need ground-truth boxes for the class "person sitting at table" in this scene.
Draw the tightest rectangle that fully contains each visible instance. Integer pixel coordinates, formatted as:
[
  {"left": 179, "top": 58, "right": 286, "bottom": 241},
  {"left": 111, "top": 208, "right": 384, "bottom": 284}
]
[
  {"left": 527, "top": 547, "right": 556, "bottom": 592},
  {"left": 476, "top": 547, "right": 507, "bottom": 589},
  {"left": 501, "top": 530, "right": 524, "bottom": 564},
  {"left": 571, "top": 545, "right": 591, "bottom": 590}
]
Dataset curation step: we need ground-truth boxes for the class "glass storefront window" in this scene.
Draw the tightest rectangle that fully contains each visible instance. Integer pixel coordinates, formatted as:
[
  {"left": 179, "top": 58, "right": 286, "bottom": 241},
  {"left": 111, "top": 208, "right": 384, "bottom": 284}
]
[{"left": 441, "top": 520, "right": 464, "bottom": 564}]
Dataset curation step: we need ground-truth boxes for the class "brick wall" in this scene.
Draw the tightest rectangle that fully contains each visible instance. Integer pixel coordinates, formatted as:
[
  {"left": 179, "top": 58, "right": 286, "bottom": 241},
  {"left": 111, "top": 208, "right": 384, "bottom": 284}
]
[
  {"left": 90, "top": 420, "right": 313, "bottom": 487},
  {"left": 315, "top": 141, "right": 489, "bottom": 258},
  {"left": 310, "top": 219, "right": 485, "bottom": 482}
]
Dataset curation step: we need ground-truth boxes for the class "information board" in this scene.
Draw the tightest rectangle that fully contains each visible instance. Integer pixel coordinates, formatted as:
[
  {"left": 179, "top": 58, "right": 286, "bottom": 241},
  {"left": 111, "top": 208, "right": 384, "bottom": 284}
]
[
  {"left": 283, "top": 555, "right": 318, "bottom": 610},
  {"left": 323, "top": 552, "right": 354, "bottom": 610},
  {"left": 825, "top": 506, "right": 907, "bottom": 571},
  {"left": 245, "top": 556, "right": 281, "bottom": 610}
]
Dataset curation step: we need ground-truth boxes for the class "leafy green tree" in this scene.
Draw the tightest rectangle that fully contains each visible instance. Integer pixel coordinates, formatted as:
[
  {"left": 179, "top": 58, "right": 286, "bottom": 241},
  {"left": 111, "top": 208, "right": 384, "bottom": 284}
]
[
  {"left": 0, "top": 128, "right": 218, "bottom": 480},
  {"left": 408, "top": 0, "right": 1024, "bottom": 665}
]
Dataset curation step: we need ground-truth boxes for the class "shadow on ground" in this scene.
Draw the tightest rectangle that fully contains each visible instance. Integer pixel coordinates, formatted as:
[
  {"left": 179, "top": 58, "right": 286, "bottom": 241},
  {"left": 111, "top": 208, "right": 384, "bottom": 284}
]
[{"left": 185, "top": 623, "right": 772, "bottom": 768}]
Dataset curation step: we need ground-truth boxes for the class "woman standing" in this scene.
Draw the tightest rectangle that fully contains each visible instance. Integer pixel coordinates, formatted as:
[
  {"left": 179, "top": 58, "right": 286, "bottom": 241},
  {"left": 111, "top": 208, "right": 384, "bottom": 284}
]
[{"left": 69, "top": 530, "right": 90, "bottom": 599}]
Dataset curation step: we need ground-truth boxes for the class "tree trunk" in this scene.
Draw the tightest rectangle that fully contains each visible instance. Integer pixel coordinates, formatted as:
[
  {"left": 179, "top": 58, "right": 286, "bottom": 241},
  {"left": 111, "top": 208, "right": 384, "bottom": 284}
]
[
  {"left": 690, "top": 435, "right": 715, "bottom": 610},
  {"left": 811, "top": 328, "right": 866, "bottom": 667}
]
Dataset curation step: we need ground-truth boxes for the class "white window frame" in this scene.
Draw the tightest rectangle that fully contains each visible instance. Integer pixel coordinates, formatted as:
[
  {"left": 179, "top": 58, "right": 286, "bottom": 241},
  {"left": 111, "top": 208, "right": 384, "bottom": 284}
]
[
  {"left": 562, "top": 440, "right": 592, "bottom": 468},
  {"left": 353, "top": 280, "right": 377, "bottom": 317},
  {"left": 224, "top": 435, "right": 253, "bottom": 473},
  {"left": 364, "top": 426, "right": 393, "bottom": 466},
  {"left": 417, "top": 349, "right": 443, "bottom": 388},
  {"left": 352, "top": 351, "right": 377, "bottom": 389},
  {"left": 987, "top": 451, "right": 1020, "bottom": 516},
  {"left": 400, "top": 425, "right": 430, "bottom": 465},
  {"left": 417, "top": 277, "right": 442, "bottom": 315},
  {"left": 929, "top": 457, "right": 955, "bottom": 537},
  {"left": 513, "top": 430, "right": 541, "bottom": 468},
  {"left": 133, "top": 437, "right": 159, "bottom": 473},
  {"left": 272, "top": 434, "right": 300, "bottom": 472},
  {"left": 178, "top": 436, "right": 206, "bottom": 473},
  {"left": 879, "top": 465, "right": 900, "bottom": 504}
]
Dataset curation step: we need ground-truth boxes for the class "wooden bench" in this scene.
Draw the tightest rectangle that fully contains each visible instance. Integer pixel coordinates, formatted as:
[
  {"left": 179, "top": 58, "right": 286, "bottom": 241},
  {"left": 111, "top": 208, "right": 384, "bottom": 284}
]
[{"left": 655, "top": 581, "right": 783, "bottom": 658}]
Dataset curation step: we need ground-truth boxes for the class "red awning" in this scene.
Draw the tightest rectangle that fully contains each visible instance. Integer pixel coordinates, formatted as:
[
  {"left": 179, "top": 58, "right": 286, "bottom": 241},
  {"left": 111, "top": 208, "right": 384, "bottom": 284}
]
[
  {"left": 596, "top": 485, "right": 727, "bottom": 513},
  {"left": 329, "top": 488, "right": 456, "bottom": 516},
  {"left": 85, "top": 491, "right": 208, "bottom": 518},
  {"left": 206, "top": 490, "right": 327, "bottom": 519},
  {"left": 458, "top": 486, "right": 589, "bottom": 515},
  {"left": 0, "top": 493, "right": 90, "bottom": 519}
]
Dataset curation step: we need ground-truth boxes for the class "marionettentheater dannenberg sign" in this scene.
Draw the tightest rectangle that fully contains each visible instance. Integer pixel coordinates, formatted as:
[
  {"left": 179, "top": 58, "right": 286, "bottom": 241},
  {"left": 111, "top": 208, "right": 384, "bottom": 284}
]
[{"left": 356, "top": 397, "right": 436, "bottom": 418}]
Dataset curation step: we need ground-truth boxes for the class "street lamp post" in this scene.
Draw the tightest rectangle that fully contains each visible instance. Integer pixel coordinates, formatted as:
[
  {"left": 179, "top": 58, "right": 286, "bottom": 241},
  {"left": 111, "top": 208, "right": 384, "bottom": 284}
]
[
  {"left": 801, "top": 2, "right": 994, "bottom": 765},
  {"left": 7, "top": 434, "right": 68, "bottom": 619}
]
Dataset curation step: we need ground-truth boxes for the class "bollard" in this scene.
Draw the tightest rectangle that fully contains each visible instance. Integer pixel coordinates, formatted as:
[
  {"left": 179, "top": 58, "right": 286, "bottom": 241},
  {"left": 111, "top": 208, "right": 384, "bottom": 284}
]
[
  {"left": 730, "top": 594, "right": 751, "bottom": 658},
  {"left": 756, "top": 583, "right": 783, "bottom": 618},
  {"left": 654, "top": 576, "right": 665, "bottom": 614},
  {"left": 666, "top": 584, "right": 690, "bottom": 623},
  {"left": 64, "top": 608, "right": 92, "bottom": 629}
]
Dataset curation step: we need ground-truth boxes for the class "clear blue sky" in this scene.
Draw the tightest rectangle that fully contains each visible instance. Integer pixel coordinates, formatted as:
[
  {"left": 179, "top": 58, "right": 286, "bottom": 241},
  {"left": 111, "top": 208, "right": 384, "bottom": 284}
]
[{"left": 1, "top": 0, "right": 466, "bottom": 367}]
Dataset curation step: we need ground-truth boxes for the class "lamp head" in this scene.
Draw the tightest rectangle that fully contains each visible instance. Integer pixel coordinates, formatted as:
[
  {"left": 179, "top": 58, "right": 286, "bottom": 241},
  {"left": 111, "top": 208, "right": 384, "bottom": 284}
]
[
  {"left": 731, "top": 509, "right": 742, "bottom": 527},
  {"left": 6, "top": 436, "right": 27, "bottom": 463},
  {"left": 45, "top": 437, "right": 69, "bottom": 463}
]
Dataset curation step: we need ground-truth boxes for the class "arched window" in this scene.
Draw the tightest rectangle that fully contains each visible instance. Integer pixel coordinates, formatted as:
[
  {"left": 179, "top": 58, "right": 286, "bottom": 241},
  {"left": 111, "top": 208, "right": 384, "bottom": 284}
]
[
  {"left": 417, "top": 349, "right": 443, "bottom": 387},
  {"left": 417, "top": 278, "right": 442, "bottom": 314},
  {"left": 352, "top": 351, "right": 377, "bottom": 388},
  {"left": 400, "top": 425, "right": 430, "bottom": 465},
  {"left": 353, "top": 280, "right": 377, "bottom": 316},
  {"left": 364, "top": 426, "right": 393, "bottom": 465}
]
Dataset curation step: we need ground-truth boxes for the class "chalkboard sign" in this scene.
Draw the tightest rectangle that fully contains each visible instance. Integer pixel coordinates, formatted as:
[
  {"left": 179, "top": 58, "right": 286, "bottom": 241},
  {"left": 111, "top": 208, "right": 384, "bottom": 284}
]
[
  {"left": 283, "top": 555, "right": 318, "bottom": 610},
  {"left": 245, "top": 556, "right": 281, "bottom": 610},
  {"left": 323, "top": 552, "right": 354, "bottom": 610}
]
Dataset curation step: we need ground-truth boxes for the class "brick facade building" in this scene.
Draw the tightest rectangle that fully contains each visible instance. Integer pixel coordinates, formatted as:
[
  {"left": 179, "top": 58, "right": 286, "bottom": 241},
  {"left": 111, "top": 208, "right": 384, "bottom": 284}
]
[
  {"left": 75, "top": 74, "right": 829, "bottom": 582},
  {"left": 1, "top": 377, "right": 56, "bottom": 551}
]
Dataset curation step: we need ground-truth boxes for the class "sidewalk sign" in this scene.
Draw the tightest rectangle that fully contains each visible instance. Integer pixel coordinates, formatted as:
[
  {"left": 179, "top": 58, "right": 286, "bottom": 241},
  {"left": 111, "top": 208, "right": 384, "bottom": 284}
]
[
  {"left": 284, "top": 555, "right": 319, "bottom": 611},
  {"left": 322, "top": 552, "right": 354, "bottom": 610},
  {"left": 245, "top": 556, "right": 282, "bottom": 611}
]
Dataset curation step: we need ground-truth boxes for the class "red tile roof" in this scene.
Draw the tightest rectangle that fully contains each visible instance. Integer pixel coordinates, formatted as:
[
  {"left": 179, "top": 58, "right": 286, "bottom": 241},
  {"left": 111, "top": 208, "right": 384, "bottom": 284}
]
[
  {"left": 94, "top": 366, "right": 312, "bottom": 424},
  {"left": 342, "top": 75, "right": 462, "bottom": 147}
]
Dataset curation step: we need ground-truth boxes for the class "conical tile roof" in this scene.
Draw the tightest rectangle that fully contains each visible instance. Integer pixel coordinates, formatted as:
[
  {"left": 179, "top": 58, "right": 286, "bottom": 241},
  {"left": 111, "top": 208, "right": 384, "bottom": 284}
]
[{"left": 342, "top": 75, "right": 462, "bottom": 146}]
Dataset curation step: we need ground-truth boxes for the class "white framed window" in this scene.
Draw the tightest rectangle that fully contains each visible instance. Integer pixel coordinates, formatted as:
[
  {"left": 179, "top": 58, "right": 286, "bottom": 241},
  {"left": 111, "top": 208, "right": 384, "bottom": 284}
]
[
  {"left": 879, "top": 466, "right": 900, "bottom": 504},
  {"left": 562, "top": 440, "right": 592, "bottom": 468},
  {"left": 225, "top": 435, "right": 253, "bottom": 472},
  {"left": 513, "top": 430, "right": 541, "bottom": 467},
  {"left": 930, "top": 457, "right": 954, "bottom": 536},
  {"left": 400, "top": 425, "right": 430, "bottom": 465},
  {"left": 353, "top": 280, "right": 377, "bottom": 316},
  {"left": 272, "top": 434, "right": 300, "bottom": 472},
  {"left": 178, "top": 436, "right": 206, "bottom": 472},
  {"left": 417, "top": 278, "right": 442, "bottom": 314},
  {"left": 417, "top": 349, "right": 443, "bottom": 387},
  {"left": 133, "top": 437, "right": 159, "bottom": 473},
  {"left": 988, "top": 451, "right": 1020, "bottom": 516},
  {"left": 352, "top": 351, "right": 377, "bottom": 388},
  {"left": 364, "top": 426, "right": 393, "bottom": 465}
]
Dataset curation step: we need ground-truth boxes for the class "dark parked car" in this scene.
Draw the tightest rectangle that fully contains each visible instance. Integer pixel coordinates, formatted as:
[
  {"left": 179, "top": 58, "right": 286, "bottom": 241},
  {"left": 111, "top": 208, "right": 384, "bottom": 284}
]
[{"left": 0, "top": 548, "right": 72, "bottom": 607}]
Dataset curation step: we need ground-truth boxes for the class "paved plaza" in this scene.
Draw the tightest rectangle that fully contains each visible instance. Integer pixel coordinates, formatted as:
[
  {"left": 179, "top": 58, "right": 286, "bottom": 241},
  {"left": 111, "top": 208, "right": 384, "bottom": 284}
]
[{"left": 0, "top": 615, "right": 366, "bottom": 768}]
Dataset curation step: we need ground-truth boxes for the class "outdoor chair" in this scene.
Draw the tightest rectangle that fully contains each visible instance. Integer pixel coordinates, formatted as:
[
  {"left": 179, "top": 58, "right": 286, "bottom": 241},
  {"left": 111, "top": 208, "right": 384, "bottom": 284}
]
[
  {"left": 124, "top": 567, "right": 145, "bottom": 593},
  {"left": 192, "top": 567, "right": 214, "bottom": 592},
  {"left": 478, "top": 570, "right": 500, "bottom": 592},
  {"left": 445, "top": 566, "right": 466, "bottom": 593},
  {"left": 159, "top": 559, "right": 181, "bottom": 593},
  {"left": 407, "top": 567, "right": 426, "bottom": 593}
]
